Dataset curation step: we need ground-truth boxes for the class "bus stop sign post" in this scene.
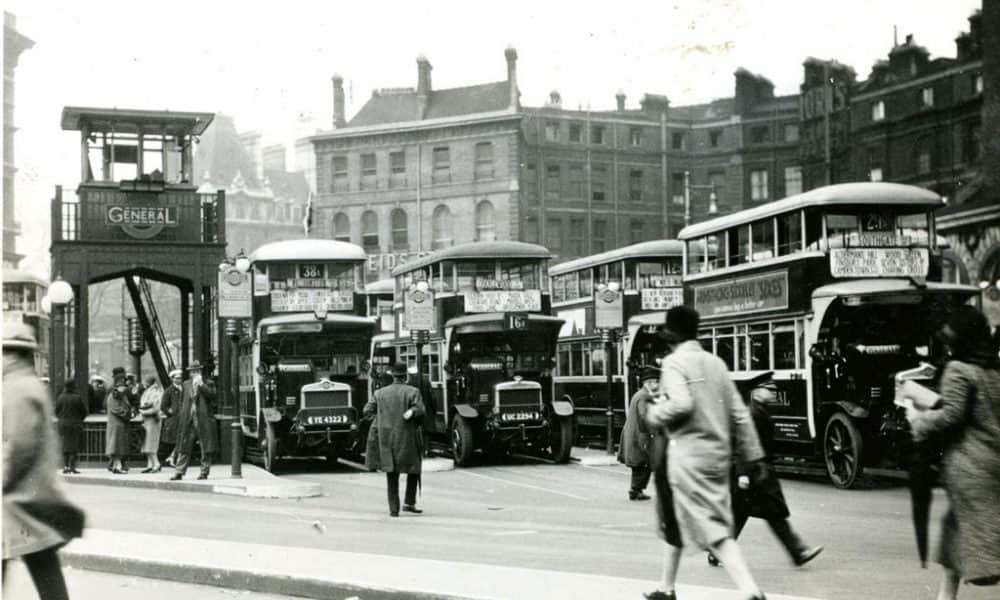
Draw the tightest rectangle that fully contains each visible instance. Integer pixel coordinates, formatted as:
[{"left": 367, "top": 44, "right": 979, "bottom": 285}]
[
  {"left": 600, "top": 328, "right": 618, "bottom": 455},
  {"left": 224, "top": 318, "right": 244, "bottom": 479},
  {"left": 594, "top": 284, "right": 624, "bottom": 455}
]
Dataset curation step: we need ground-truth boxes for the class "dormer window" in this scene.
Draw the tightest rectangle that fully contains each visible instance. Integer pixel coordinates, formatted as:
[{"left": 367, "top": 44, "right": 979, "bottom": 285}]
[
  {"left": 919, "top": 87, "right": 934, "bottom": 108},
  {"left": 871, "top": 100, "right": 886, "bottom": 122}
]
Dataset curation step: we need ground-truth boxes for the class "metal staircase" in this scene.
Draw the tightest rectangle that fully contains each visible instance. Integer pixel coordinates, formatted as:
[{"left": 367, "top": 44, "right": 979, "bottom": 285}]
[{"left": 123, "top": 276, "right": 175, "bottom": 384}]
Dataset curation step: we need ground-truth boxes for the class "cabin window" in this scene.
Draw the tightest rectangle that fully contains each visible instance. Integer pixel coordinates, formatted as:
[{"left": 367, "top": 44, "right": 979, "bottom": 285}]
[
  {"left": 687, "top": 239, "right": 706, "bottom": 275},
  {"left": 727, "top": 226, "right": 750, "bottom": 266},
  {"left": 552, "top": 275, "right": 567, "bottom": 303},
  {"left": 475, "top": 200, "right": 496, "bottom": 242},
  {"left": 773, "top": 321, "right": 796, "bottom": 369},
  {"left": 751, "top": 219, "right": 775, "bottom": 261},
  {"left": 437, "top": 261, "right": 456, "bottom": 293},
  {"left": 749, "top": 324, "right": 771, "bottom": 370},
  {"left": 637, "top": 262, "right": 672, "bottom": 289},
  {"left": 579, "top": 269, "right": 593, "bottom": 297},
  {"left": 826, "top": 214, "right": 859, "bottom": 246},
  {"left": 432, "top": 205, "right": 453, "bottom": 249},
  {"left": 333, "top": 212, "right": 350, "bottom": 243},
  {"left": 707, "top": 234, "right": 724, "bottom": 271},
  {"left": 457, "top": 260, "right": 496, "bottom": 290},
  {"left": 805, "top": 211, "right": 824, "bottom": 250},
  {"left": 361, "top": 210, "right": 379, "bottom": 251},
  {"left": 715, "top": 327, "right": 735, "bottom": 370},
  {"left": 595, "top": 261, "right": 623, "bottom": 288},
  {"left": 735, "top": 325, "right": 748, "bottom": 371},
  {"left": 897, "top": 212, "right": 929, "bottom": 244},
  {"left": 500, "top": 259, "right": 539, "bottom": 289},
  {"left": 391, "top": 208, "right": 408, "bottom": 251},
  {"left": 777, "top": 211, "right": 802, "bottom": 256}
]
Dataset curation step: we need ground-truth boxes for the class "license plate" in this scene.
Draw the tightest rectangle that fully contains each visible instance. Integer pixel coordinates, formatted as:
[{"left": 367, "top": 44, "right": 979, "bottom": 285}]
[
  {"left": 306, "top": 414, "right": 350, "bottom": 425},
  {"left": 500, "top": 411, "right": 540, "bottom": 422}
]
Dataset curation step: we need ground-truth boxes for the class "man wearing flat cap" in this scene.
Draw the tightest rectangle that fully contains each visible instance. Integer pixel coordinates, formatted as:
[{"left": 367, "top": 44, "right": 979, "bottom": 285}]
[
  {"left": 170, "top": 361, "right": 219, "bottom": 481},
  {"left": 618, "top": 365, "right": 661, "bottom": 501},
  {"left": 364, "top": 362, "right": 426, "bottom": 517}
]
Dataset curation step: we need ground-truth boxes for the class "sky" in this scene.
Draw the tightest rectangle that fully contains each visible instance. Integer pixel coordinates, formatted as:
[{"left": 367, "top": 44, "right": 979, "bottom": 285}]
[{"left": 6, "top": 0, "right": 982, "bottom": 278}]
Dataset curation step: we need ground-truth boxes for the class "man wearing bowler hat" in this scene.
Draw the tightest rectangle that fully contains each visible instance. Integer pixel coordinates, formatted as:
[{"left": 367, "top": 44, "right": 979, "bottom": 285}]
[
  {"left": 364, "top": 362, "right": 426, "bottom": 517},
  {"left": 618, "top": 365, "right": 661, "bottom": 501},
  {"left": 170, "top": 360, "right": 219, "bottom": 481}
]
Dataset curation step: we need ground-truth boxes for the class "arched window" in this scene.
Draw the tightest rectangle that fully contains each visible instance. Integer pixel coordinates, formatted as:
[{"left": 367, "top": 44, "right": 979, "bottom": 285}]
[
  {"left": 432, "top": 205, "right": 453, "bottom": 249},
  {"left": 361, "top": 210, "right": 379, "bottom": 250},
  {"left": 391, "top": 208, "right": 408, "bottom": 250},
  {"left": 475, "top": 200, "right": 496, "bottom": 242},
  {"left": 333, "top": 212, "right": 350, "bottom": 242}
]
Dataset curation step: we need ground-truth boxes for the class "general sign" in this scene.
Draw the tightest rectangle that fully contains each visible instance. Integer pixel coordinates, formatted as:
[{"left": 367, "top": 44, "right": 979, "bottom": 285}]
[
  {"left": 641, "top": 287, "right": 684, "bottom": 311},
  {"left": 594, "top": 288, "right": 623, "bottom": 329},
  {"left": 693, "top": 270, "right": 789, "bottom": 318},
  {"left": 270, "top": 289, "right": 354, "bottom": 312},
  {"left": 404, "top": 289, "right": 435, "bottom": 331},
  {"left": 106, "top": 205, "right": 178, "bottom": 239},
  {"left": 217, "top": 267, "right": 252, "bottom": 318},
  {"left": 465, "top": 290, "right": 541, "bottom": 313},
  {"left": 830, "top": 248, "right": 929, "bottom": 278}
]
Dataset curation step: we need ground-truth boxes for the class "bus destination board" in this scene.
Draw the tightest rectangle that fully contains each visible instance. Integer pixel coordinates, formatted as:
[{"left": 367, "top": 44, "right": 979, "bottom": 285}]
[
  {"left": 270, "top": 289, "right": 354, "bottom": 312},
  {"left": 693, "top": 271, "right": 788, "bottom": 318},
  {"left": 830, "top": 248, "right": 929, "bottom": 278},
  {"left": 641, "top": 287, "right": 683, "bottom": 311},
  {"left": 465, "top": 290, "right": 541, "bottom": 313}
]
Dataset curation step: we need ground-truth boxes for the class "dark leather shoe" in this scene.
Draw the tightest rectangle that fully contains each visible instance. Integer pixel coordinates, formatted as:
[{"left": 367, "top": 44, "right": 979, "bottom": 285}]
[
  {"left": 70, "top": 469, "right": 81, "bottom": 474},
  {"left": 169, "top": 474, "right": 183, "bottom": 481},
  {"left": 197, "top": 474, "right": 208, "bottom": 480},
  {"left": 629, "top": 492, "right": 651, "bottom": 501},
  {"left": 389, "top": 511, "right": 399, "bottom": 517},
  {"left": 794, "top": 545, "right": 824, "bottom": 566},
  {"left": 111, "top": 468, "right": 126, "bottom": 474},
  {"left": 707, "top": 552, "right": 720, "bottom": 567},
  {"left": 643, "top": 591, "right": 676, "bottom": 600},
  {"left": 141, "top": 468, "right": 153, "bottom": 473},
  {"left": 402, "top": 505, "right": 423, "bottom": 514}
]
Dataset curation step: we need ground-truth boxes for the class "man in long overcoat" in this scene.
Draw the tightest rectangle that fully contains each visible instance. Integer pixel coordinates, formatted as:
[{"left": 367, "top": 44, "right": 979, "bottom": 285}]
[
  {"left": 159, "top": 369, "right": 184, "bottom": 464},
  {"left": 364, "top": 362, "right": 426, "bottom": 517},
  {"left": 645, "top": 305, "right": 767, "bottom": 600},
  {"left": 169, "top": 361, "right": 219, "bottom": 481},
  {"left": 618, "top": 366, "right": 660, "bottom": 500}
]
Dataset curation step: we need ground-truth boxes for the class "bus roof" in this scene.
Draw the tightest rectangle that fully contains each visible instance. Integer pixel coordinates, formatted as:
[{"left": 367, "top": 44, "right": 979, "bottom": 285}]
[
  {"left": 391, "top": 241, "right": 551, "bottom": 276},
  {"left": 445, "top": 313, "right": 563, "bottom": 334},
  {"left": 678, "top": 183, "right": 942, "bottom": 240},
  {"left": 364, "top": 278, "right": 395, "bottom": 294},
  {"left": 550, "top": 240, "right": 685, "bottom": 277},
  {"left": 250, "top": 239, "right": 367, "bottom": 263},
  {"left": 811, "top": 279, "right": 980, "bottom": 300}
]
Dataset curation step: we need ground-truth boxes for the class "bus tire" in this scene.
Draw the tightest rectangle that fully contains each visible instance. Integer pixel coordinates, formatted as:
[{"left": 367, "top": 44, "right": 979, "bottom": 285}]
[
  {"left": 451, "top": 415, "right": 475, "bottom": 467},
  {"left": 823, "top": 412, "right": 863, "bottom": 489},
  {"left": 263, "top": 423, "right": 280, "bottom": 473},
  {"left": 550, "top": 416, "right": 574, "bottom": 464}
]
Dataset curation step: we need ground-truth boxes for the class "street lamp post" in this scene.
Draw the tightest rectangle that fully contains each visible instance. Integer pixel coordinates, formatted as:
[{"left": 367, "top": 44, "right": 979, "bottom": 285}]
[
  {"left": 683, "top": 171, "right": 719, "bottom": 228},
  {"left": 600, "top": 327, "right": 617, "bottom": 455},
  {"left": 47, "top": 277, "right": 75, "bottom": 397}
]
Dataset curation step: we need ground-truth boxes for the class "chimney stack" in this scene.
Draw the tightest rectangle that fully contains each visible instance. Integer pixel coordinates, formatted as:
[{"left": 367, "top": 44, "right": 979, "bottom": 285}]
[
  {"left": 331, "top": 74, "right": 346, "bottom": 128},
  {"left": 417, "top": 55, "right": 432, "bottom": 119},
  {"left": 615, "top": 90, "right": 626, "bottom": 111},
  {"left": 505, "top": 46, "right": 519, "bottom": 109},
  {"left": 549, "top": 90, "right": 562, "bottom": 108}
]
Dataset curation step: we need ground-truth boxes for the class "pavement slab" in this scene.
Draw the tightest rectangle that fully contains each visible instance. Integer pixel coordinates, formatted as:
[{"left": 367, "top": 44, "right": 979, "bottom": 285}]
[
  {"left": 59, "top": 465, "right": 322, "bottom": 499},
  {"left": 64, "top": 529, "right": 824, "bottom": 600}
]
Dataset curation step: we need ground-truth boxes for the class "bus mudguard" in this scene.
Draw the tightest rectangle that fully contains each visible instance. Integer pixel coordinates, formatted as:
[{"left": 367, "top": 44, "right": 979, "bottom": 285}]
[
  {"left": 552, "top": 398, "right": 574, "bottom": 417},
  {"left": 454, "top": 404, "right": 478, "bottom": 419},
  {"left": 262, "top": 407, "right": 283, "bottom": 423},
  {"left": 832, "top": 401, "right": 869, "bottom": 419}
]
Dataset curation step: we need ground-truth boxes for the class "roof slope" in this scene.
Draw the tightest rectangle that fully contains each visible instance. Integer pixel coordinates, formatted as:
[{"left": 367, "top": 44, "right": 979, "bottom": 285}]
[{"left": 348, "top": 81, "right": 512, "bottom": 127}]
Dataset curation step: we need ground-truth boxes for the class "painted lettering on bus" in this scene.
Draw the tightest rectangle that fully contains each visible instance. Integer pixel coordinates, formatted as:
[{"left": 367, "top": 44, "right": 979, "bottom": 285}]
[{"left": 693, "top": 271, "right": 789, "bottom": 318}]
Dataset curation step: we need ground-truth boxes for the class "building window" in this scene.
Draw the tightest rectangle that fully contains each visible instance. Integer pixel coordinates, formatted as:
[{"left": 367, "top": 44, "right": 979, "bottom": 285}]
[
  {"left": 591, "top": 166, "right": 607, "bottom": 202},
  {"left": 475, "top": 200, "right": 496, "bottom": 242},
  {"left": 474, "top": 142, "right": 494, "bottom": 180},
  {"left": 361, "top": 153, "right": 377, "bottom": 190},
  {"left": 568, "top": 123, "right": 582, "bottom": 143},
  {"left": 630, "top": 127, "right": 642, "bottom": 146},
  {"left": 432, "top": 146, "right": 450, "bottom": 184},
  {"left": 867, "top": 147, "right": 884, "bottom": 182},
  {"left": 916, "top": 137, "right": 932, "bottom": 175},
  {"left": 784, "top": 166, "right": 803, "bottom": 197},
  {"left": 524, "top": 162, "right": 537, "bottom": 205},
  {"left": 671, "top": 132, "right": 685, "bottom": 150},
  {"left": 593, "top": 219, "right": 607, "bottom": 252},
  {"left": 545, "top": 121, "right": 560, "bottom": 142},
  {"left": 566, "top": 165, "right": 584, "bottom": 200},
  {"left": 630, "top": 219, "right": 644, "bottom": 244},
  {"left": 524, "top": 216, "right": 539, "bottom": 243},
  {"left": 709, "top": 129, "right": 722, "bottom": 148},
  {"left": 333, "top": 212, "right": 350, "bottom": 243},
  {"left": 783, "top": 123, "right": 799, "bottom": 142},
  {"left": 920, "top": 87, "right": 934, "bottom": 108},
  {"left": 750, "top": 126, "right": 770, "bottom": 144},
  {"left": 389, "top": 151, "right": 406, "bottom": 188},
  {"left": 591, "top": 125, "right": 605, "bottom": 145},
  {"left": 569, "top": 218, "right": 585, "bottom": 256},
  {"left": 390, "top": 208, "right": 408, "bottom": 250},
  {"left": 750, "top": 169, "right": 769, "bottom": 201},
  {"left": 870, "top": 167, "right": 883, "bottom": 182},
  {"left": 974, "top": 73, "right": 984, "bottom": 95},
  {"left": 432, "top": 205, "right": 452, "bottom": 249},
  {"left": 361, "top": 210, "right": 379, "bottom": 250},
  {"left": 629, "top": 169, "right": 643, "bottom": 202},
  {"left": 332, "top": 155, "right": 348, "bottom": 192},
  {"left": 546, "top": 165, "right": 560, "bottom": 202},
  {"left": 671, "top": 172, "right": 685, "bottom": 206},
  {"left": 871, "top": 100, "right": 886, "bottom": 122},
  {"left": 546, "top": 218, "right": 562, "bottom": 252}
]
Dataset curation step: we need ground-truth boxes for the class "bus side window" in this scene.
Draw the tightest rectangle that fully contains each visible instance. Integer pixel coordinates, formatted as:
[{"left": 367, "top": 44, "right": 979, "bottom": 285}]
[{"left": 773, "top": 321, "right": 796, "bottom": 369}]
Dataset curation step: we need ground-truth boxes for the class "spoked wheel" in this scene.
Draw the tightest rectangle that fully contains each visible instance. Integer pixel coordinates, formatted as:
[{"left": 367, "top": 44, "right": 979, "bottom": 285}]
[
  {"left": 550, "top": 416, "right": 574, "bottom": 464},
  {"left": 451, "top": 415, "right": 475, "bottom": 467},
  {"left": 263, "top": 423, "right": 280, "bottom": 473},
  {"left": 824, "top": 412, "right": 863, "bottom": 489}
]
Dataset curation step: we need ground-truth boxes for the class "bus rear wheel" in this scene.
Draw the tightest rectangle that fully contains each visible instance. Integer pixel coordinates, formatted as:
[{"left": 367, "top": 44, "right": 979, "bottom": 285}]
[
  {"left": 550, "top": 416, "right": 574, "bottom": 464},
  {"left": 824, "top": 412, "right": 863, "bottom": 489},
  {"left": 451, "top": 415, "right": 475, "bottom": 467},
  {"left": 263, "top": 423, "right": 279, "bottom": 473}
]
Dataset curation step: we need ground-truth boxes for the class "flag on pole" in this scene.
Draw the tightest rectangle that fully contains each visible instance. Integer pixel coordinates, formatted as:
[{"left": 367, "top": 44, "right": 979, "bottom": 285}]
[{"left": 302, "top": 191, "right": 313, "bottom": 237}]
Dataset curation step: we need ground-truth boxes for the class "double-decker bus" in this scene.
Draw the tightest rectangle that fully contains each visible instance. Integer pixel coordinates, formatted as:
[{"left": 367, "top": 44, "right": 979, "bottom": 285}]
[
  {"left": 548, "top": 241, "right": 685, "bottom": 446},
  {"left": 678, "top": 182, "right": 980, "bottom": 488},
  {"left": 381, "top": 241, "right": 573, "bottom": 466},
  {"left": 238, "top": 239, "right": 376, "bottom": 471}
]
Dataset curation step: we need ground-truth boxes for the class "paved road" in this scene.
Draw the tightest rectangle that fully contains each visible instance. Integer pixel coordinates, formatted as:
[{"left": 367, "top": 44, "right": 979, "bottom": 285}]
[{"left": 61, "top": 454, "right": 994, "bottom": 600}]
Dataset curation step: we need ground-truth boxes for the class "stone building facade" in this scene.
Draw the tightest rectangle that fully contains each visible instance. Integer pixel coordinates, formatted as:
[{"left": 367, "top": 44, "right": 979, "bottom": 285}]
[{"left": 3, "top": 12, "right": 33, "bottom": 268}]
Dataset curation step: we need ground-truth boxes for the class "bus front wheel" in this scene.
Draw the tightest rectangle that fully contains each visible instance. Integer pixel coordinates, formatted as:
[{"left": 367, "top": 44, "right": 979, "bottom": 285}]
[
  {"left": 823, "top": 412, "right": 863, "bottom": 489},
  {"left": 451, "top": 415, "right": 475, "bottom": 467},
  {"left": 550, "top": 416, "right": 574, "bottom": 464}
]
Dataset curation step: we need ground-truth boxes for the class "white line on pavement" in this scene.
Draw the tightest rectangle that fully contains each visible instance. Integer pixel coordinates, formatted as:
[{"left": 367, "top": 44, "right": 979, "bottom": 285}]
[
  {"left": 459, "top": 470, "right": 589, "bottom": 501},
  {"left": 486, "top": 529, "right": 539, "bottom": 537}
]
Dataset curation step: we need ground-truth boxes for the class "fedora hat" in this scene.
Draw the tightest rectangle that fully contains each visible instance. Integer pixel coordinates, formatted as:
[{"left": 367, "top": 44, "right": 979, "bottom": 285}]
[
  {"left": 638, "top": 365, "right": 660, "bottom": 383},
  {"left": 660, "top": 305, "right": 700, "bottom": 343},
  {"left": 187, "top": 360, "right": 204, "bottom": 372},
  {"left": 2, "top": 322, "right": 38, "bottom": 352},
  {"left": 168, "top": 369, "right": 183, "bottom": 379},
  {"left": 390, "top": 362, "right": 409, "bottom": 377}
]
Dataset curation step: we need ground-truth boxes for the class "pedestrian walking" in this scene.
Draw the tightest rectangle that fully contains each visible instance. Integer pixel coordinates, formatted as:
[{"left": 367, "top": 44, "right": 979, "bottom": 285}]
[
  {"left": 364, "top": 362, "right": 426, "bottom": 517},
  {"left": 645, "top": 305, "right": 768, "bottom": 600},
  {"left": 3, "top": 323, "right": 85, "bottom": 600},
  {"left": 105, "top": 370, "right": 132, "bottom": 474},
  {"left": 54, "top": 379, "right": 88, "bottom": 474},
  {"left": 159, "top": 369, "right": 184, "bottom": 466},
  {"left": 618, "top": 365, "right": 660, "bottom": 501},
  {"left": 906, "top": 306, "right": 1000, "bottom": 598},
  {"left": 170, "top": 361, "right": 219, "bottom": 481},
  {"left": 138, "top": 375, "right": 164, "bottom": 473},
  {"left": 707, "top": 371, "right": 823, "bottom": 568}
]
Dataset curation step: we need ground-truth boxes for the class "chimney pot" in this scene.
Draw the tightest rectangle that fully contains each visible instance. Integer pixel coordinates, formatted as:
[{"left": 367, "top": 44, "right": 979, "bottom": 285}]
[
  {"left": 417, "top": 55, "right": 433, "bottom": 119},
  {"left": 549, "top": 90, "right": 562, "bottom": 107},
  {"left": 615, "top": 90, "right": 626, "bottom": 111},
  {"left": 505, "top": 46, "right": 519, "bottom": 109},
  {"left": 331, "top": 74, "right": 346, "bottom": 128}
]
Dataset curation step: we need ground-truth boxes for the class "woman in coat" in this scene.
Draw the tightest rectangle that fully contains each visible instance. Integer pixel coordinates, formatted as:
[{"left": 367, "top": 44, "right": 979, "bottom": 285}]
[
  {"left": 3, "top": 323, "right": 85, "bottom": 600},
  {"left": 159, "top": 369, "right": 184, "bottom": 465},
  {"left": 105, "top": 374, "right": 132, "bottom": 474},
  {"left": 54, "top": 379, "right": 88, "bottom": 474},
  {"left": 618, "top": 366, "right": 660, "bottom": 500},
  {"left": 908, "top": 306, "right": 1000, "bottom": 598},
  {"left": 138, "top": 375, "right": 164, "bottom": 473}
]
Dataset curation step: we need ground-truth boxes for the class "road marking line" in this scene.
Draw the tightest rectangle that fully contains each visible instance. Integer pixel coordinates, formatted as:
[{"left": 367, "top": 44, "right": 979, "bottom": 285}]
[
  {"left": 487, "top": 529, "right": 538, "bottom": 537},
  {"left": 580, "top": 464, "right": 630, "bottom": 476},
  {"left": 458, "top": 470, "right": 588, "bottom": 501}
]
